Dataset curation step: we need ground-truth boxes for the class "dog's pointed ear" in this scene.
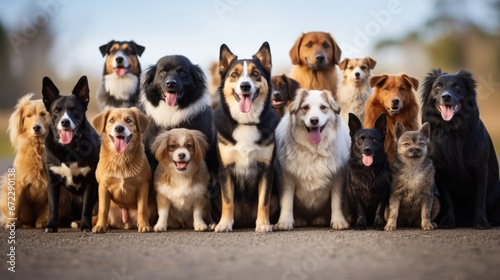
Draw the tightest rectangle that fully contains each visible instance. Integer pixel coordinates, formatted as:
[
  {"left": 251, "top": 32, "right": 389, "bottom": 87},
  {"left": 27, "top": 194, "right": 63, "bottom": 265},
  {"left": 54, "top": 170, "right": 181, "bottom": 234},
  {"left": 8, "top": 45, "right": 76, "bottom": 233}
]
[
  {"left": 130, "top": 107, "right": 150, "bottom": 134},
  {"left": 42, "top": 76, "right": 60, "bottom": 111},
  {"left": 289, "top": 33, "right": 305, "bottom": 65},
  {"left": 91, "top": 109, "right": 110, "bottom": 135},
  {"left": 338, "top": 58, "right": 349, "bottom": 71},
  {"left": 348, "top": 113, "right": 362, "bottom": 137},
  {"left": 289, "top": 88, "right": 307, "bottom": 115},
  {"left": 192, "top": 130, "right": 209, "bottom": 164},
  {"left": 421, "top": 69, "right": 443, "bottom": 104},
  {"left": 402, "top": 74, "right": 419, "bottom": 92},
  {"left": 365, "top": 56, "right": 377, "bottom": 70},
  {"left": 420, "top": 122, "right": 431, "bottom": 139},
  {"left": 130, "top": 41, "right": 145, "bottom": 57},
  {"left": 99, "top": 40, "right": 114, "bottom": 57},
  {"left": 284, "top": 75, "right": 300, "bottom": 101},
  {"left": 374, "top": 113, "right": 387, "bottom": 136},
  {"left": 253, "top": 41, "right": 272, "bottom": 74},
  {"left": 327, "top": 33, "right": 342, "bottom": 65},
  {"left": 72, "top": 76, "right": 90, "bottom": 108},
  {"left": 219, "top": 44, "right": 237, "bottom": 75},
  {"left": 394, "top": 122, "right": 406, "bottom": 140},
  {"left": 151, "top": 131, "right": 169, "bottom": 161},
  {"left": 369, "top": 75, "right": 388, "bottom": 88},
  {"left": 324, "top": 90, "right": 341, "bottom": 115}
]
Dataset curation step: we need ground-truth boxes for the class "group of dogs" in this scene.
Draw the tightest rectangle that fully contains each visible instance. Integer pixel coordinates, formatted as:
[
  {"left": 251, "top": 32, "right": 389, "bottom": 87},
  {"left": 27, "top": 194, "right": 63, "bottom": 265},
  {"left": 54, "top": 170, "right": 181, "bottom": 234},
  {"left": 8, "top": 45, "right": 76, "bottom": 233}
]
[{"left": 1, "top": 31, "right": 500, "bottom": 234}]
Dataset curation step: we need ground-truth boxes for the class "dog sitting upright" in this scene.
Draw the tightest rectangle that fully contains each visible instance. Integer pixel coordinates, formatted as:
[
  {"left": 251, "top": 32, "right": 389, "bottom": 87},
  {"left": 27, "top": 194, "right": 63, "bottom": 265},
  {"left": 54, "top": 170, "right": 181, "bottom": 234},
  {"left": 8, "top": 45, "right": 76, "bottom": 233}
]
[
  {"left": 96, "top": 40, "right": 145, "bottom": 111},
  {"left": 270, "top": 74, "right": 300, "bottom": 117},
  {"left": 42, "top": 76, "right": 100, "bottom": 232},
  {"left": 384, "top": 122, "right": 440, "bottom": 231},
  {"left": 347, "top": 113, "right": 390, "bottom": 230}
]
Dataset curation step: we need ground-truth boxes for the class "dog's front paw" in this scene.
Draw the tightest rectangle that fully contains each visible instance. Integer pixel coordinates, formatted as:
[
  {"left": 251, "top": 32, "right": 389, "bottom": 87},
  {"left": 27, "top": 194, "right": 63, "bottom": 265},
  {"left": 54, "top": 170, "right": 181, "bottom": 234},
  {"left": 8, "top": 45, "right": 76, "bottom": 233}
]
[
  {"left": 421, "top": 221, "right": 435, "bottom": 231},
  {"left": 474, "top": 219, "right": 491, "bottom": 230},
  {"left": 92, "top": 225, "right": 107, "bottom": 233},
  {"left": 373, "top": 217, "right": 385, "bottom": 231},
  {"left": 154, "top": 222, "right": 168, "bottom": 232},
  {"left": 438, "top": 215, "right": 455, "bottom": 229},
  {"left": 354, "top": 221, "right": 367, "bottom": 230},
  {"left": 138, "top": 224, "right": 152, "bottom": 233},
  {"left": 273, "top": 219, "right": 294, "bottom": 231},
  {"left": 384, "top": 224, "right": 397, "bottom": 231},
  {"left": 194, "top": 222, "right": 209, "bottom": 232},
  {"left": 255, "top": 223, "right": 272, "bottom": 233},
  {"left": 330, "top": 218, "right": 349, "bottom": 230},
  {"left": 214, "top": 220, "right": 233, "bottom": 232},
  {"left": 45, "top": 226, "right": 58, "bottom": 233}
]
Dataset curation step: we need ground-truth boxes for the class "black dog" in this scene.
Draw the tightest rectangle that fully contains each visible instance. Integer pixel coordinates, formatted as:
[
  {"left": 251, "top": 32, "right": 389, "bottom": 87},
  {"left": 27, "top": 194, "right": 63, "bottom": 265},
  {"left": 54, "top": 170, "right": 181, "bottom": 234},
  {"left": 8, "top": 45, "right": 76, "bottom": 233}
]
[
  {"left": 421, "top": 69, "right": 500, "bottom": 228},
  {"left": 42, "top": 76, "right": 100, "bottom": 232},
  {"left": 139, "top": 55, "right": 217, "bottom": 174},
  {"left": 347, "top": 113, "right": 391, "bottom": 230}
]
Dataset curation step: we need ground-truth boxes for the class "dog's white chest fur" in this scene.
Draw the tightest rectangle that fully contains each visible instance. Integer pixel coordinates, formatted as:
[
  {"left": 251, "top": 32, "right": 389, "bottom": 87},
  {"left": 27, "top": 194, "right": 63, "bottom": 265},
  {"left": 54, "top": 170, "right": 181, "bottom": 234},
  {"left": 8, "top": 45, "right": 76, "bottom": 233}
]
[
  {"left": 157, "top": 180, "right": 205, "bottom": 211},
  {"left": 50, "top": 162, "right": 91, "bottom": 188},
  {"left": 104, "top": 73, "right": 138, "bottom": 100}
]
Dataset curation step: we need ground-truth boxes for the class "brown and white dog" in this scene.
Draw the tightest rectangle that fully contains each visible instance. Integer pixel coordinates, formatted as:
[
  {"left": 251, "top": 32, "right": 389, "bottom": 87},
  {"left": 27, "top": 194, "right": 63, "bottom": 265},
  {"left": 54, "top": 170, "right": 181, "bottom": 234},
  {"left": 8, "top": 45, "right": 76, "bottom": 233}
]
[
  {"left": 151, "top": 128, "right": 212, "bottom": 231},
  {"left": 336, "top": 57, "right": 377, "bottom": 124},
  {"left": 91, "top": 107, "right": 153, "bottom": 233},
  {"left": 96, "top": 40, "right": 145, "bottom": 111},
  {"left": 289, "top": 32, "right": 342, "bottom": 98},
  {"left": 270, "top": 74, "right": 300, "bottom": 117}
]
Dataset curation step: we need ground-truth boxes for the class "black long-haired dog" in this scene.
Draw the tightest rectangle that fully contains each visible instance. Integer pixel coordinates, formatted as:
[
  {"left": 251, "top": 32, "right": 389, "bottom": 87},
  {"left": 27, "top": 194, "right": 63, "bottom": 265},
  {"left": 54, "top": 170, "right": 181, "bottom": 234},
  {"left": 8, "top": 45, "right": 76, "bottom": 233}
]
[{"left": 421, "top": 69, "right": 500, "bottom": 228}]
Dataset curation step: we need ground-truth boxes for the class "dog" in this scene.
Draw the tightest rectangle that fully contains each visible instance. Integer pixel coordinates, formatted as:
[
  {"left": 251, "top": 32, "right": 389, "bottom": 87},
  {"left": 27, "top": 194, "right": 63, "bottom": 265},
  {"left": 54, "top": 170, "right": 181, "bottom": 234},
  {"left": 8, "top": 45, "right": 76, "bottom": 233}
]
[
  {"left": 208, "top": 61, "right": 221, "bottom": 109},
  {"left": 274, "top": 89, "right": 350, "bottom": 230},
  {"left": 96, "top": 40, "right": 145, "bottom": 111},
  {"left": 42, "top": 76, "right": 100, "bottom": 232},
  {"left": 91, "top": 107, "right": 154, "bottom": 233},
  {"left": 421, "top": 69, "right": 500, "bottom": 228},
  {"left": 384, "top": 122, "right": 440, "bottom": 230},
  {"left": 213, "top": 42, "right": 280, "bottom": 232},
  {"left": 0, "top": 94, "right": 71, "bottom": 229},
  {"left": 346, "top": 113, "right": 390, "bottom": 230},
  {"left": 270, "top": 74, "right": 300, "bottom": 117},
  {"left": 336, "top": 57, "right": 377, "bottom": 124},
  {"left": 151, "top": 128, "right": 213, "bottom": 231},
  {"left": 139, "top": 54, "right": 217, "bottom": 174},
  {"left": 364, "top": 73, "right": 420, "bottom": 162},
  {"left": 289, "top": 32, "right": 342, "bottom": 97}
]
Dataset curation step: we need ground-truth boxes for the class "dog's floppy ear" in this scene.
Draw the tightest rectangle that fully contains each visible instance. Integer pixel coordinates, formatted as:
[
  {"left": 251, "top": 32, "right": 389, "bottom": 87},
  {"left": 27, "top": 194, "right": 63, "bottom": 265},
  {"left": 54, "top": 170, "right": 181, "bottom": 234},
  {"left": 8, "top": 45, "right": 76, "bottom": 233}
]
[
  {"left": 130, "top": 41, "right": 145, "bottom": 57},
  {"left": 374, "top": 113, "right": 387, "bottom": 137},
  {"left": 421, "top": 69, "right": 443, "bottom": 104},
  {"left": 72, "top": 75, "right": 90, "bottom": 108},
  {"left": 365, "top": 56, "right": 377, "bottom": 70},
  {"left": 338, "top": 58, "right": 349, "bottom": 71},
  {"left": 326, "top": 33, "right": 342, "bottom": 65},
  {"left": 284, "top": 75, "right": 300, "bottom": 101},
  {"left": 253, "top": 41, "right": 272, "bottom": 74},
  {"left": 191, "top": 64, "right": 207, "bottom": 89},
  {"left": 348, "top": 113, "right": 362, "bottom": 137},
  {"left": 324, "top": 90, "right": 341, "bottom": 115},
  {"left": 369, "top": 75, "right": 388, "bottom": 88},
  {"left": 420, "top": 122, "right": 431, "bottom": 140},
  {"left": 91, "top": 109, "right": 110, "bottom": 135},
  {"left": 99, "top": 40, "right": 114, "bottom": 57},
  {"left": 289, "top": 33, "right": 305, "bottom": 65},
  {"left": 151, "top": 131, "right": 170, "bottom": 162},
  {"left": 191, "top": 130, "right": 209, "bottom": 164},
  {"left": 219, "top": 44, "right": 237, "bottom": 75},
  {"left": 394, "top": 122, "right": 406, "bottom": 140},
  {"left": 140, "top": 65, "right": 157, "bottom": 94},
  {"left": 42, "top": 76, "right": 60, "bottom": 111},
  {"left": 456, "top": 69, "right": 477, "bottom": 98},
  {"left": 8, "top": 93, "right": 35, "bottom": 150},
  {"left": 130, "top": 107, "right": 150, "bottom": 134},
  {"left": 402, "top": 74, "right": 419, "bottom": 92},
  {"left": 289, "top": 88, "right": 308, "bottom": 115}
]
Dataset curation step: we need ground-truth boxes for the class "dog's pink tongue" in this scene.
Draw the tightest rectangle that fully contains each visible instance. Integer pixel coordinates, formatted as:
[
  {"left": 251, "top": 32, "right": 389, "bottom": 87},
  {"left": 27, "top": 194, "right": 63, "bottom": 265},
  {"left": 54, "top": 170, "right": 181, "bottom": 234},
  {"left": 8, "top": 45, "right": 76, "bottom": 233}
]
[
  {"left": 114, "top": 138, "right": 128, "bottom": 154},
  {"left": 59, "top": 130, "right": 73, "bottom": 144},
  {"left": 114, "top": 68, "right": 126, "bottom": 77},
  {"left": 239, "top": 96, "right": 252, "bottom": 113},
  {"left": 308, "top": 127, "right": 321, "bottom": 144},
  {"left": 164, "top": 92, "right": 177, "bottom": 106},
  {"left": 176, "top": 162, "right": 187, "bottom": 169},
  {"left": 121, "top": 208, "right": 129, "bottom": 224},
  {"left": 439, "top": 105, "right": 454, "bottom": 121},
  {"left": 362, "top": 154, "right": 374, "bottom": 167}
]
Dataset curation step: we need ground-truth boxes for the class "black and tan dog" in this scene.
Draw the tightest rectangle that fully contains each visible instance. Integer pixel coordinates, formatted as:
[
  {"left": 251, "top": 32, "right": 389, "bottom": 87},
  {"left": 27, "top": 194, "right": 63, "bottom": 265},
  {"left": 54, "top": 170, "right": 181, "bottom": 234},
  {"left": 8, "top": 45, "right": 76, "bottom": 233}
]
[
  {"left": 270, "top": 74, "right": 300, "bottom": 117},
  {"left": 213, "top": 42, "right": 280, "bottom": 232}
]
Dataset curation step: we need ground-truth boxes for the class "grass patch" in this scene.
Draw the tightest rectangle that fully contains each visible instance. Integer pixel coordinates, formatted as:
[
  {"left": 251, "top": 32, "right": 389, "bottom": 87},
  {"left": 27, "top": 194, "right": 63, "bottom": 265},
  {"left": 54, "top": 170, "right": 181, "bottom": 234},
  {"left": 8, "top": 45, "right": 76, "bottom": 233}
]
[{"left": 0, "top": 132, "right": 14, "bottom": 158}]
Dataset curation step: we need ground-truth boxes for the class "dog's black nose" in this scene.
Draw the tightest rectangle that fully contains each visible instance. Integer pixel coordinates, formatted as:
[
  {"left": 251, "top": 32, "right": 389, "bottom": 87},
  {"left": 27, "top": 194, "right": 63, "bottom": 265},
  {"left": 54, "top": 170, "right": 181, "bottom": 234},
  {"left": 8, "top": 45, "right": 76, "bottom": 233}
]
[
  {"left": 410, "top": 148, "right": 420, "bottom": 154},
  {"left": 115, "top": 57, "right": 124, "bottom": 64},
  {"left": 363, "top": 147, "right": 372, "bottom": 155},
  {"left": 178, "top": 153, "right": 186, "bottom": 160},
  {"left": 315, "top": 54, "right": 325, "bottom": 62},
  {"left": 115, "top": 125, "right": 124, "bottom": 133},
  {"left": 240, "top": 82, "right": 251, "bottom": 92},
  {"left": 33, "top": 124, "right": 41, "bottom": 132},
  {"left": 442, "top": 93, "right": 452, "bottom": 102},
  {"left": 272, "top": 92, "right": 281, "bottom": 98},
  {"left": 310, "top": 117, "right": 319, "bottom": 126},
  {"left": 61, "top": 119, "right": 70, "bottom": 128},
  {"left": 166, "top": 79, "right": 177, "bottom": 88},
  {"left": 391, "top": 99, "right": 400, "bottom": 106},
  {"left": 355, "top": 72, "right": 361, "bottom": 78}
]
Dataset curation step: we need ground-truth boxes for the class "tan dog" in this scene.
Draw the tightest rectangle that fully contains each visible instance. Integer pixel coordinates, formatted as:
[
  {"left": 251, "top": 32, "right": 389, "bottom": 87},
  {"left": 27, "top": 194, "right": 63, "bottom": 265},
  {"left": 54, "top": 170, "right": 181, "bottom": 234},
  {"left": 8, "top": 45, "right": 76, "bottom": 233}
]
[
  {"left": 151, "top": 128, "right": 212, "bottom": 231},
  {"left": 91, "top": 107, "right": 153, "bottom": 233},
  {"left": 289, "top": 32, "right": 342, "bottom": 97}
]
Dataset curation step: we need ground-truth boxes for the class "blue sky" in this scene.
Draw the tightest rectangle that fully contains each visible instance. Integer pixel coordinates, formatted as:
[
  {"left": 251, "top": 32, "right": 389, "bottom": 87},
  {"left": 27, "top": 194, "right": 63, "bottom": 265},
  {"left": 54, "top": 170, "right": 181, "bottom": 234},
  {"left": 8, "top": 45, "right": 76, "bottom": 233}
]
[{"left": 0, "top": 0, "right": 497, "bottom": 77}]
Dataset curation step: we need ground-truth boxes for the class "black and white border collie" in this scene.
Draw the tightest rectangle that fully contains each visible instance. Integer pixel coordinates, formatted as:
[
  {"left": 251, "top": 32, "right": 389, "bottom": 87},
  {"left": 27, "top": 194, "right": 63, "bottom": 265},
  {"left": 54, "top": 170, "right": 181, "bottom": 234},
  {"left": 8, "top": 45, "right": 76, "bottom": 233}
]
[
  {"left": 96, "top": 40, "right": 145, "bottom": 111},
  {"left": 42, "top": 76, "right": 100, "bottom": 232}
]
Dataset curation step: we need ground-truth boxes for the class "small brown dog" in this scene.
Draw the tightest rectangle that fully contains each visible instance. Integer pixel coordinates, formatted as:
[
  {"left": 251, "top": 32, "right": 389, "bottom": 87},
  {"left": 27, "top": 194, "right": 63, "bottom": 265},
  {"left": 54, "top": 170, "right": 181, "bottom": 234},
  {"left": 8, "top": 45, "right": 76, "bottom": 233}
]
[
  {"left": 91, "top": 107, "right": 153, "bottom": 233},
  {"left": 270, "top": 74, "right": 300, "bottom": 117}
]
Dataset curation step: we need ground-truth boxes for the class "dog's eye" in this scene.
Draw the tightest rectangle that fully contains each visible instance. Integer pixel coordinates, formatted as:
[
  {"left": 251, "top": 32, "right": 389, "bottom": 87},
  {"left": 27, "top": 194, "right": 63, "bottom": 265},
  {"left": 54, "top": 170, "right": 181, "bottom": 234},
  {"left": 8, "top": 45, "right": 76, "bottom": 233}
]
[
  {"left": 419, "top": 142, "right": 426, "bottom": 147},
  {"left": 320, "top": 105, "right": 327, "bottom": 110},
  {"left": 125, "top": 118, "right": 133, "bottom": 123},
  {"left": 302, "top": 105, "right": 309, "bottom": 111},
  {"left": 168, "top": 145, "right": 176, "bottom": 150},
  {"left": 434, "top": 83, "right": 442, "bottom": 90},
  {"left": 53, "top": 108, "right": 60, "bottom": 113},
  {"left": 399, "top": 87, "right": 405, "bottom": 92},
  {"left": 178, "top": 69, "right": 187, "bottom": 76},
  {"left": 71, "top": 107, "right": 79, "bottom": 113},
  {"left": 186, "top": 144, "right": 192, "bottom": 149},
  {"left": 279, "top": 83, "right": 286, "bottom": 89},
  {"left": 40, "top": 112, "right": 46, "bottom": 117},
  {"left": 348, "top": 66, "right": 354, "bottom": 70},
  {"left": 322, "top": 42, "right": 329, "bottom": 48},
  {"left": 384, "top": 87, "right": 389, "bottom": 91},
  {"left": 452, "top": 83, "right": 460, "bottom": 89},
  {"left": 305, "top": 42, "right": 312, "bottom": 48},
  {"left": 108, "top": 119, "right": 115, "bottom": 123},
  {"left": 159, "top": 70, "right": 166, "bottom": 75},
  {"left": 402, "top": 143, "right": 409, "bottom": 147},
  {"left": 252, "top": 71, "right": 260, "bottom": 77},
  {"left": 371, "top": 137, "right": 378, "bottom": 143},
  {"left": 230, "top": 72, "right": 238, "bottom": 78},
  {"left": 360, "top": 66, "right": 367, "bottom": 70},
  {"left": 26, "top": 114, "right": 33, "bottom": 118}
]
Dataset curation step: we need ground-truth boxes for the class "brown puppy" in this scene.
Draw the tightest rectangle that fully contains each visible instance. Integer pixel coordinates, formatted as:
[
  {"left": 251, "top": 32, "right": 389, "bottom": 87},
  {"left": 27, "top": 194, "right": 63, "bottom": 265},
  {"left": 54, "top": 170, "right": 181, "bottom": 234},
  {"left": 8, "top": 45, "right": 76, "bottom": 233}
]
[
  {"left": 91, "top": 107, "right": 153, "bottom": 233},
  {"left": 270, "top": 74, "right": 300, "bottom": 117},
  {"left": 289, "top": 32, "right": 342, "bottom": 97},
  {"left": 364, "top": 74, "right": 420, "bottom": 162}
]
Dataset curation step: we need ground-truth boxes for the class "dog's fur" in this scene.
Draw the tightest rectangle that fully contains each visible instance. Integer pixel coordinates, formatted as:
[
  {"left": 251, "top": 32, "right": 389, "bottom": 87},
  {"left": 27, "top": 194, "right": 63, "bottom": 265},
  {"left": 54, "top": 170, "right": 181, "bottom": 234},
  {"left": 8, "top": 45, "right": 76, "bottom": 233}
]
[
  {"left": 140, "top": 55, "right": 217, "bottom": 174},
  {"left": 289, "top": 32, "right": 342, "bottom": 97},
  {"left": 42, "top": 76, "right": 100, "bottom": 232},
  {"left": 213, "top": 42, "right": 280, "bottom": 232},
  {"left": 421, "top": 69, "right": 500, "bottom": 228},
  {"left": 347, "top": 113, "right": 390, "bottom": 230},
  {"left": 274, "top": 89, "right": 350, "bottom": 230},
  {"left": 384, "top": 122, "right": 440, "bottom": 230},
  {"left": 337, "top": 57, "right": 376, "bottom": 123},
  {"left": 96, "top": 40, "right": 145, "bottom": 111},
  {"left": 91, "top": 108, "right": 153, "bottom": 233},
  {"left": 151, "top": 128, "right": 212, "bottom": 231},
  {"left": 270, "top": 74, "right": 300, "bottom": 117},
  {"left": 0, "top": 94, "right": 71, "bottom": 228},
  {"left": 364, "top": 73, "right": 420, "bottom": 162},
  {"left": 208, "top": 61, "right": 221, "bottom": 109}
]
